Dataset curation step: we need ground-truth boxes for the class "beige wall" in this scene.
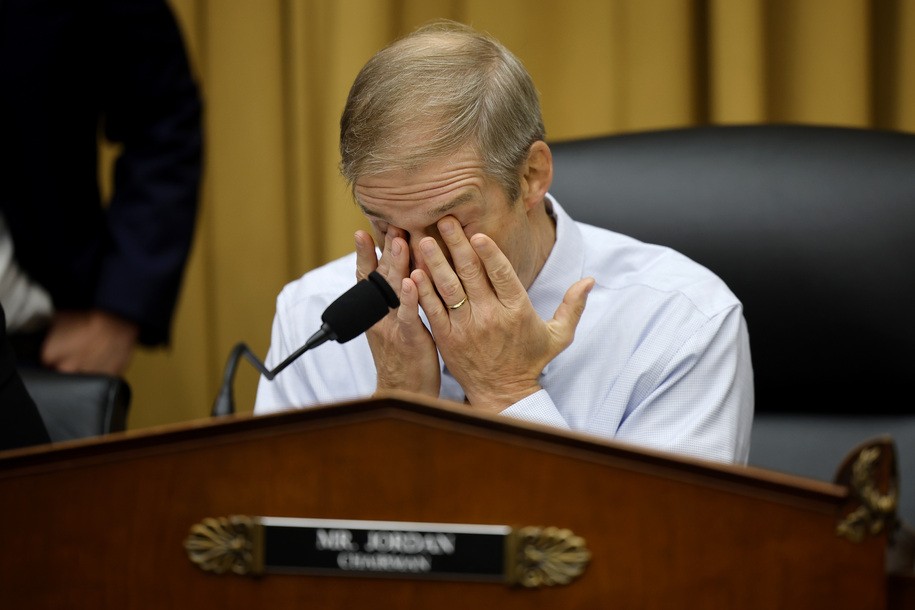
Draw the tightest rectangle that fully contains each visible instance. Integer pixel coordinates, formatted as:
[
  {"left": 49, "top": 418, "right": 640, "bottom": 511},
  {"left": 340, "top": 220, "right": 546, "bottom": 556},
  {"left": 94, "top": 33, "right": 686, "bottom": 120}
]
[{"left": 122, "top": 0, "right": 915, "bottom": 430}]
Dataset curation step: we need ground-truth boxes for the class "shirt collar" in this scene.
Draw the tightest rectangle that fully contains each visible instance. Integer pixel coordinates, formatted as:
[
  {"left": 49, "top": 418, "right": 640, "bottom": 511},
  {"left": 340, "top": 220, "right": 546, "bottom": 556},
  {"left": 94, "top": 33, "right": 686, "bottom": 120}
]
[{"left": 526, "top": 193, "right": 586, "bottom": 320}]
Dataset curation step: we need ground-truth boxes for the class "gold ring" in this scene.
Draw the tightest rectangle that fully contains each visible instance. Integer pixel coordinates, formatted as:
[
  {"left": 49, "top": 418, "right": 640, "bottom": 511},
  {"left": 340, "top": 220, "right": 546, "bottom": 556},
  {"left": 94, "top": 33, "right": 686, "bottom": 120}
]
[{"left": 448, "top": 296, "right": 468, "bottom": 310}]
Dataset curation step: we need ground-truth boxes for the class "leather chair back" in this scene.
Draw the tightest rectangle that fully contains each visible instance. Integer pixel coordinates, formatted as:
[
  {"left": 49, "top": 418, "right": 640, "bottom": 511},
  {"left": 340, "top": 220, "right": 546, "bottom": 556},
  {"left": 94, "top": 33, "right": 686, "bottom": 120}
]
[
  {"left": 19, "top": 368, "right": 130, "bottom": 442},
  {"left": 548, "top": 124, "right": 915, "bottom": 525}
]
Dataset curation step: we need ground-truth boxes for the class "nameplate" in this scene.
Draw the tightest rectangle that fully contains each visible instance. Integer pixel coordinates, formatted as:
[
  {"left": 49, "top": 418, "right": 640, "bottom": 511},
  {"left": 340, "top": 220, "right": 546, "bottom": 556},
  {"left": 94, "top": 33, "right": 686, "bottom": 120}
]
[{"left": 185, "top": 515, "right": 590, "bottom": 588}]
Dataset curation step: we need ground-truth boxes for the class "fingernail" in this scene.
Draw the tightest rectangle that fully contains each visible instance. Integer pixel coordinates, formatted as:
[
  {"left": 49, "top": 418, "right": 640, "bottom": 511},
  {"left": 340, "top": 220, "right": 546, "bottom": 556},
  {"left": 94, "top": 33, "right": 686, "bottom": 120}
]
[
  {"left": 439, "top": 218, "right": 455, "bottom": 236},
  {"left": 392, "top": 239, "right": 401, "bottom": 256},
  {"left": 420, "top": 239, "right": 436, "bottom": 255}
]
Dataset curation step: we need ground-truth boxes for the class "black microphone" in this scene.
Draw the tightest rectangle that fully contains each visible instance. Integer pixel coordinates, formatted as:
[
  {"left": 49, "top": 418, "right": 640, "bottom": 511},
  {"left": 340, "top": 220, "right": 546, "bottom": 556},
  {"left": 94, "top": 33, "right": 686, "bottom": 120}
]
[{"left": 211, "top": 270, "right": 399, "bottom": 416}]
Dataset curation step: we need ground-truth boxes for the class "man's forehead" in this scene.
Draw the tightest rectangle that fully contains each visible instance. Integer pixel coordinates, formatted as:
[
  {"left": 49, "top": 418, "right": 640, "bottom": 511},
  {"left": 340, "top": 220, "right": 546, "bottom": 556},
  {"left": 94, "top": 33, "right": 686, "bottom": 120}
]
[
  {"left": 357, "top": 190, "right": 476, "bottom": 222},
  {"left": 357, "top": 143, "right": 484, "bottom": 183},
  {"left": 355, "top": 156, "right": 484, "bottom": 200}
]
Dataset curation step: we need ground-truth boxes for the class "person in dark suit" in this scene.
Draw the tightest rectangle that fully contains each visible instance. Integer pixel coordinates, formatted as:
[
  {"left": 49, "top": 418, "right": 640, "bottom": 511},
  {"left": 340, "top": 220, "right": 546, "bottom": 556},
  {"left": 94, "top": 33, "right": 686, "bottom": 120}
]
[
  {"left": 0, "top": 0, "right": 203, "bottom": 375},
  {"left": 0, "top": 304, "right": 50, "bottom": 451}
]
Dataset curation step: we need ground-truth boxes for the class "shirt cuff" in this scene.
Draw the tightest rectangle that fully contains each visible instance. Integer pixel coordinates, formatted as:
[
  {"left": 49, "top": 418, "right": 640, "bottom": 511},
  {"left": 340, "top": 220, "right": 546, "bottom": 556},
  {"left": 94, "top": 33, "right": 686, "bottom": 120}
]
[{"left": 500, "top": 389, "right": 570, "bottom": 429}]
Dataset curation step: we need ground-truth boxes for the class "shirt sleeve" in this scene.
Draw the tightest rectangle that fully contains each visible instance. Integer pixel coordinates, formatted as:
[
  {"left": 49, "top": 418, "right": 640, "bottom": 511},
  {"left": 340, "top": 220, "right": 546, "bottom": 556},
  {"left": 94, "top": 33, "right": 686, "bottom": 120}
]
[
  {"left": 614, "top": 305, "right": 754, "bottom": 464},
  {"left": 500, "top": 389, "right": 571, "bottom": 430},
  {"left": 254, "top": 291, "right": 314, "bottom": 414}
]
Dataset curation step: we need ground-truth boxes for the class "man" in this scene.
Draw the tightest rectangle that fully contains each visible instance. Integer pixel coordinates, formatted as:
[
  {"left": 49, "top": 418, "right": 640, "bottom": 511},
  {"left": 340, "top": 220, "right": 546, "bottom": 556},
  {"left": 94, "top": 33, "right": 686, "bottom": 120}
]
[
  {"left": 255, "top": 21, "right": 753, "bottom": 464},
  {"left": 0, "top": 0, "right": 202, "bottom": 375}
]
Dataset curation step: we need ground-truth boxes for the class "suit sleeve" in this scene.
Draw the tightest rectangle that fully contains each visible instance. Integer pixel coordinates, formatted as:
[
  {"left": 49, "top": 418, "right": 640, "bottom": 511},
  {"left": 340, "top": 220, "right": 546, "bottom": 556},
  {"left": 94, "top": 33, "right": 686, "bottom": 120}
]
[{"left": 96, "top": 0, "right": 203, "bottom": 345}]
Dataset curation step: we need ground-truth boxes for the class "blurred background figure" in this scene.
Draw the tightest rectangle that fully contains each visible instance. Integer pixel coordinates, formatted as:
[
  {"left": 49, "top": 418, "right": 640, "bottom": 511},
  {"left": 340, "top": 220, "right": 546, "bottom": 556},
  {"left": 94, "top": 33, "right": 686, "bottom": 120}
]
[{"left": 0, "top": 0, "right": 203, "bottom": 376}]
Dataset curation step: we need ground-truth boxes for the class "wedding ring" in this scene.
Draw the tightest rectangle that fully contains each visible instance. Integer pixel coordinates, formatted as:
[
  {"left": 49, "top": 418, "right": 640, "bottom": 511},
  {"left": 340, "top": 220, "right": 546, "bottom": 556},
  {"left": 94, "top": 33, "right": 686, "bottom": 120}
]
[{"left": 448, "top": 296, "right": 468, "bottom": 310}]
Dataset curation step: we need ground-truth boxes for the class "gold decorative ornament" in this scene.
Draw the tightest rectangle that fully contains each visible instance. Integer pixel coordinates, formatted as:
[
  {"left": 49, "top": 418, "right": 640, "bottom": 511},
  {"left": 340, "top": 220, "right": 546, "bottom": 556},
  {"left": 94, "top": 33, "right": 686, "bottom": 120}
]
[
  {"left": 836, "top": 445, "right": 899, "bottom": 543},
  {"left": 505, "top": 526, "right": 591, "bottom": 587},
  {"left": 184, "top": 515, "right": 264, "bottom": 576}
]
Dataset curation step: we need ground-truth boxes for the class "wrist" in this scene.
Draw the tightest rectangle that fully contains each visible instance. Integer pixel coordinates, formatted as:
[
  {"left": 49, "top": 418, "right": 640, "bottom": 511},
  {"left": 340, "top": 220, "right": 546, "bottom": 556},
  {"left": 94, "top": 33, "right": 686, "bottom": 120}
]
[{"left": 464, "top": 381, "right": 542, "bottom": 414}]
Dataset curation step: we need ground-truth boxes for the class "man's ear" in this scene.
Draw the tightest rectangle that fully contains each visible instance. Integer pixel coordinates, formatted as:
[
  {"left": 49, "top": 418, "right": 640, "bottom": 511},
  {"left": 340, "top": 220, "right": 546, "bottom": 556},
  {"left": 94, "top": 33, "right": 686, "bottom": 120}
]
[{"left": 519, "top": 140, "right": 553, "bottom": 210}]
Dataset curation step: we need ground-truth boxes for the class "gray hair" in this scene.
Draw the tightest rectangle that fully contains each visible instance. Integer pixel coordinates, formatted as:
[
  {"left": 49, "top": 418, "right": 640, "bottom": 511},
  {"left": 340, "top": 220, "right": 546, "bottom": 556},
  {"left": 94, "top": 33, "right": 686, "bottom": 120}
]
[{"left": 339, "top": 20, "right": 545, "bottom": 203}]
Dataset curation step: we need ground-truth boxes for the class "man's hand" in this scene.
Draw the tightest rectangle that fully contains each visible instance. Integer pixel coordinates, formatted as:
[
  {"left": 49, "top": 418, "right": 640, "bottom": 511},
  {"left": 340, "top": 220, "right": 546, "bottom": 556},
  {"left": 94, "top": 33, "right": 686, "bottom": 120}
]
[
  {"left": 355, "top": 227, "right": 441, "bottom": 397},
  {"left": 41, "top": 309, "right": 140, "bottom": 375},
  {"left": 412, "top": 217, "right": 594, "bottom": 413}
]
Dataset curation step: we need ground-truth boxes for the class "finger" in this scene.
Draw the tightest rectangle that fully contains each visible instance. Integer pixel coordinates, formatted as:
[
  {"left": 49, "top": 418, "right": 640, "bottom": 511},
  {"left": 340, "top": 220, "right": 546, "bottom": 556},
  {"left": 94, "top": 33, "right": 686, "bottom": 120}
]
[
  {"left": 549, "top": 277, "right": 595, "bottom": 346},
  {"left": 40, "top": 340, "right": 78, "bottom": 373},
  {"left": 419, "top": 236, "right": 466, "bottom": 310},
  {"left": 377, "top": 227, "right": 396, "bottom": 275},
  {"left": 469, "top": 233, "right": 526, "bottom": 307},
  {"left": 39, "top": 343, "right": 62, "bottom": 368},
  {"left": 396, "top": 277, "right": 418, "bottom": 320},
  {"left": 387, "top": 232, "right": 411, "bottom": 283},
  {"left": 360, "top": 228, "right": 409, "bottom": 300},
  {"left": 412, "top": 268, "right": 451, "bottom": 331},
  {"left": 437, "top": 216, "right": 487, "bottom": 301},
  {"left": 394, "top": 277, "right": 430, "bottom": 339},
  {"left": 354, "top": 230, "right": 379, "bottom": 280}
]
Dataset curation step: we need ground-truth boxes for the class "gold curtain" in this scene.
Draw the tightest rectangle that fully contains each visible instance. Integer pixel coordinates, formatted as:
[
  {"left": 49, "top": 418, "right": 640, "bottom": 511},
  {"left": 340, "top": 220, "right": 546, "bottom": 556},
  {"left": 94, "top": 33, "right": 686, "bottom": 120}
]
[{"left": 125, "top": 0, "right": 915, "bottom": 430}]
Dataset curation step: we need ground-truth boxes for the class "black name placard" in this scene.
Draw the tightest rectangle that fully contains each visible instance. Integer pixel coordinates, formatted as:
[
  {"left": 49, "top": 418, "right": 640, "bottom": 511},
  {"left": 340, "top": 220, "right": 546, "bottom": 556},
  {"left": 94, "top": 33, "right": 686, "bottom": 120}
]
[
  {"left": 184, "top": 515, "right": 590, "bottom": 588},
  {"left": 264, "top": 517, "right": 508, "bottom": 580}
]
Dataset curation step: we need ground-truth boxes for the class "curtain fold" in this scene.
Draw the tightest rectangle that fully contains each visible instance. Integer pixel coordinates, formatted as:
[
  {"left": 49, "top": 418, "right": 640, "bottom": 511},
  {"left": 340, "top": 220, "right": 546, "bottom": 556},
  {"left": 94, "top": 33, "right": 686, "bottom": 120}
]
[{"left": 125, "top": 0, "right": 913, "bottom": 429}]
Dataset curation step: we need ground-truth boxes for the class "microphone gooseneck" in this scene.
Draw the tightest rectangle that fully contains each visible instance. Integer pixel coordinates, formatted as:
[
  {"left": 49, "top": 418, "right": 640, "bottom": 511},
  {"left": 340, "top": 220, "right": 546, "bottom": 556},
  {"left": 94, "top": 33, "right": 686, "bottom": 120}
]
[{"left": 211, "top": 270, "right": 399, "bottom": 417}]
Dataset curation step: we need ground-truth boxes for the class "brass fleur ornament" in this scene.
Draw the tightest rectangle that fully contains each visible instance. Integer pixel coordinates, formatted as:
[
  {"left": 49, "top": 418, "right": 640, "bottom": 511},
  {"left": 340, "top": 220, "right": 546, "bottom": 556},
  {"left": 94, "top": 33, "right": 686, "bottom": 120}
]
[
  {"left": 506, "top": 526, "right": 591, "bottom": 587},
  {"left": 184, "top": 516, "right": 264, "bottom": 576},
  {"left": 836, "top": 444, "right": 899, "bottom": 543}
]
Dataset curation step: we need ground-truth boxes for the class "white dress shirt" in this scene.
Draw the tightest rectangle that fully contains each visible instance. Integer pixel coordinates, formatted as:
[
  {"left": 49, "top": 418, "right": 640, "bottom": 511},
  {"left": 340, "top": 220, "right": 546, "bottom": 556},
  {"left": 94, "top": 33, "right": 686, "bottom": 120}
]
[
  {"left": 255, "top": 195, "right": 754, "bottom": 464},
  {"left": 0, "top": 212, "right": 53, "bottom": 332}
]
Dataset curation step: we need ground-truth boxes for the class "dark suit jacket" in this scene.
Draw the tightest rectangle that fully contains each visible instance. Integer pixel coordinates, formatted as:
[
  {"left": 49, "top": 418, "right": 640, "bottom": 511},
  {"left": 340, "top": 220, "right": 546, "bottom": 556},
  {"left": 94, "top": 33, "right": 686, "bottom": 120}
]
[
  {"left": 0, "top": 304, "right": 50, "bottom": 450},
  {"left": 0, "top": 0, "right": 203, "bottom": 345}
]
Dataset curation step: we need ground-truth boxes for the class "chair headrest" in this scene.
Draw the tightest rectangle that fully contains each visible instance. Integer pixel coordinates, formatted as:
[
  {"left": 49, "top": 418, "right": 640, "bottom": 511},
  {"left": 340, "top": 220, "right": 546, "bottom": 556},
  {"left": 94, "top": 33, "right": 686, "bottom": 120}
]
[{"left": 548, "top": 124, "right": 915, "bottom": 414}]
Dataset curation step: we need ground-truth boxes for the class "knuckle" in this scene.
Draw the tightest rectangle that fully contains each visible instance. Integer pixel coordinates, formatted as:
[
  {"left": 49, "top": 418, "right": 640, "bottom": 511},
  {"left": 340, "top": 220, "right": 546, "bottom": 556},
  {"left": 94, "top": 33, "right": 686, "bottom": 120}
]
[
  {"left": 489, "top": 262, "right": 514, "bottom": 284},
  {"left": 438, "top": 281, "right": 463, "bottom": 301},
  {"left": 455, "top": 259, "right": 481, "bottom": 281}
]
